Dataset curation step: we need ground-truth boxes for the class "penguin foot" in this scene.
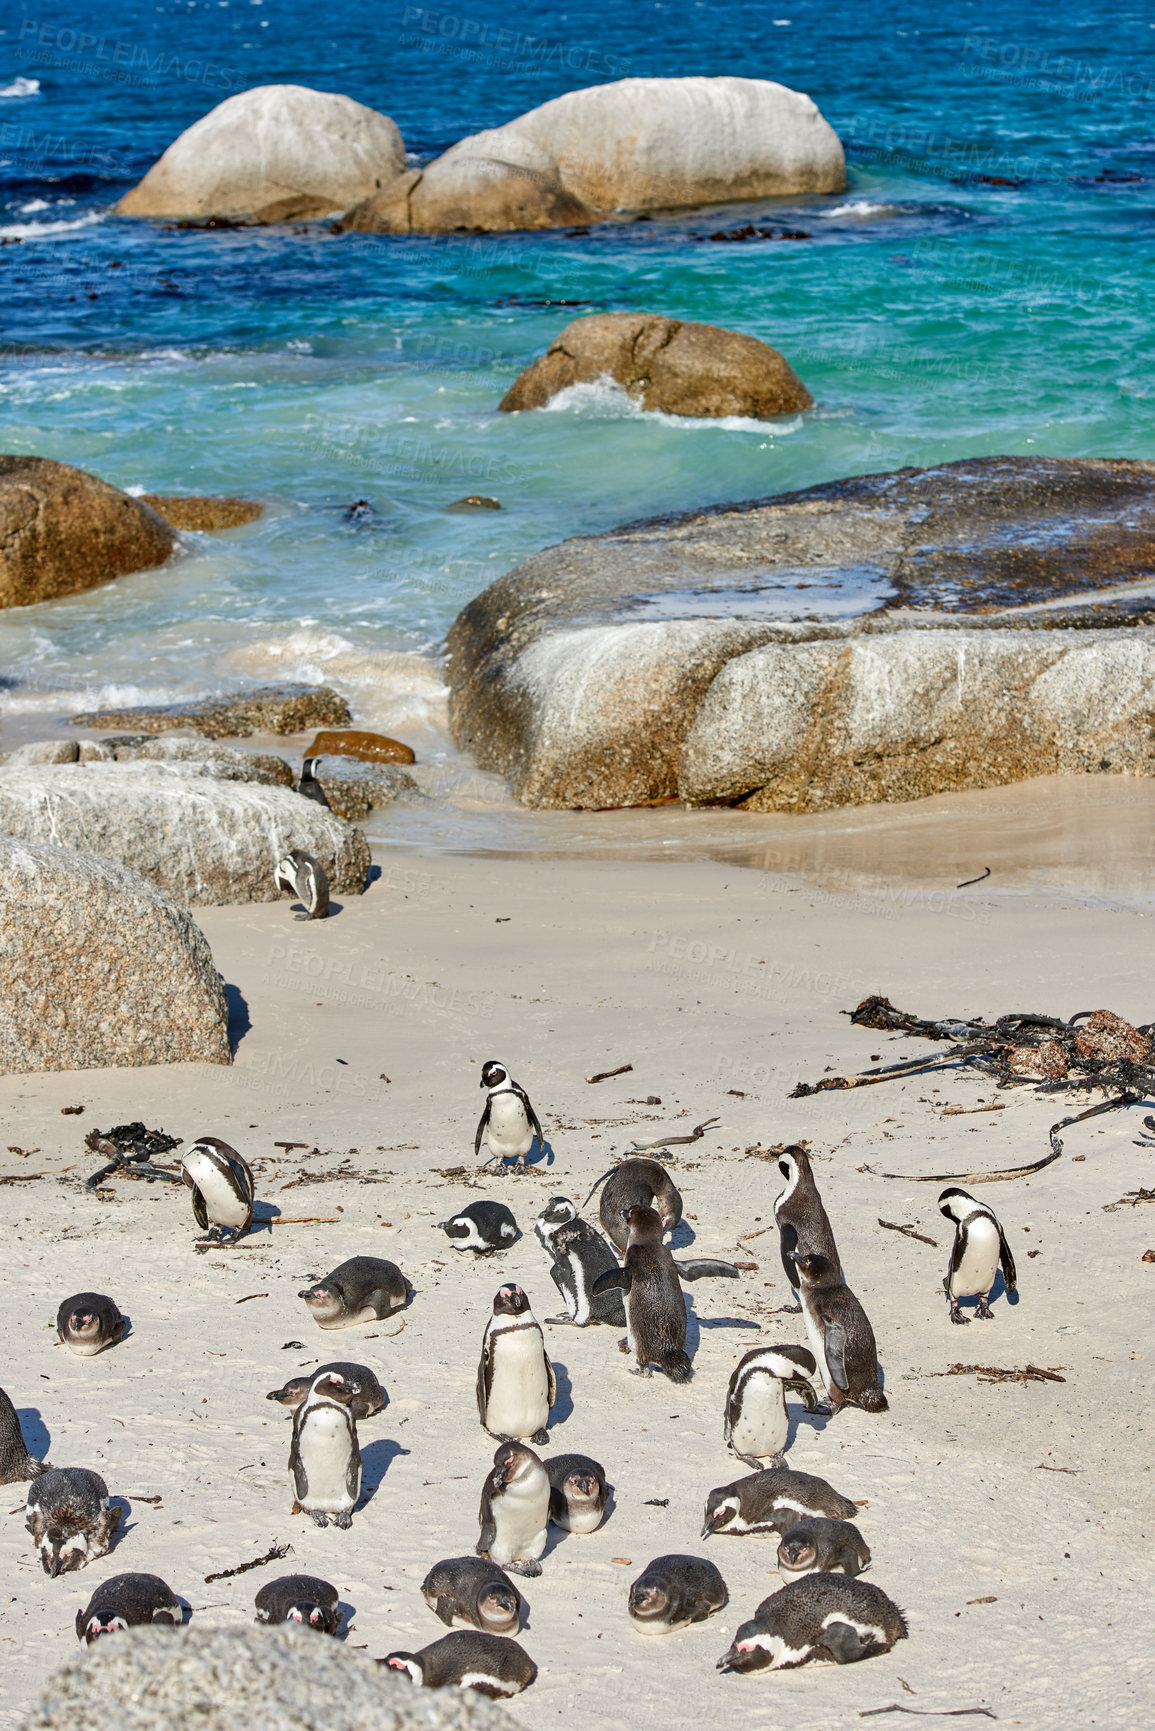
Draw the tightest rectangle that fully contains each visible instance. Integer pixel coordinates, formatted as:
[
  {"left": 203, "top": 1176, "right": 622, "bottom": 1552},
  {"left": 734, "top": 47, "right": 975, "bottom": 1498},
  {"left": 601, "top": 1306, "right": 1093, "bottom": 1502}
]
[
  {"left": 310, "top": 1511, "right": 331, "bottom": 1528},
  {"left": 531, "top": 1429, "right": 550, "bottom": 1446},
  {"left": 975, "top": 1297, "right": 994, "bottom": 1320},
  {"left": 734, "top": 1452, "right": 764, "bottom": 1470},
  {"left": 544, "top": 1313, "right": 575, "bottom": 1326},
  {"left": 948, "top": 1301, "right": 968, "bottom": 1325},
  {"left": 506, "top": 1561, "right": 542, "bottom": 1578},
  {"left": 617, "top": 1337, "right": 630, "bottom": 1354},
  {"left": 331, "top": 1511, "right": 353, "bottom": 1529},
  {"left": 629, "top": 1365, "right": 653, "bottom": 1378}
]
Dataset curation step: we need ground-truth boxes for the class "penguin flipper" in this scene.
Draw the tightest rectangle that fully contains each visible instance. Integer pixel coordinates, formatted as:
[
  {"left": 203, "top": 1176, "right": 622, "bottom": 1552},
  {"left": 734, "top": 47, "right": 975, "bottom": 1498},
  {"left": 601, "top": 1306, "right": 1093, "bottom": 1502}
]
[
  {"left": 947, "top": 1222, "right": 966, "bottom": 1283},
  {"left": 592, "top": 1268, "right": 631, "bottom": 1295},
  {"left": 474, "top": 1103, "right": 491, "bottom": 1159},
  {"left": 823, "top": 1317, "right": 850, "bottom": 1394},
  {"left": 997, "top": 1227, "right": 1018, "bottom": 1293},
  {"left": 477, "top": 1498, "right": 497, "bottom": 1558},
  {"left": 818, "top": 1617, "right": 878, "bottom": 1665},
  {"left": 476, "top": 1340, "right": 492, "bottom": 1426},
  {"left": 433, "top": 1593, "right": 457, "bottom": 1628},
  {"left": 544, "top": 1346, "right": 557, "bottom": 1412},
  {"left": 527, "top": 1100, "right": 545, "bottom": 1154},
  {"left": 786, "top": 1375, "right": 819, "bottom": 1412},
  {"left": 674, "top": 1259, "right": 741, "bottom": 1281},
  {"left": 190, "top": 1183, "right": 208, "bottom": 1232},
  {"left": 778, "top": 1221, "right": 800, "bottom": 1286}
]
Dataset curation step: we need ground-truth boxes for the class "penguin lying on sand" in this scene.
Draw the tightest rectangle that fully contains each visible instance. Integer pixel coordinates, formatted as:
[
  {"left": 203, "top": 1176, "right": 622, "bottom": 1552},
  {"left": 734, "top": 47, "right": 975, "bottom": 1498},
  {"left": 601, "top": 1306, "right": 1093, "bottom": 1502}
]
[
  {"left": 275, "top": 848, "right": 330, "bottom": 919},
  {"left": 438, "top": 1200, "right": 519, "bottom": 1255},
  {"left": 180, "top": 1136, "right": 255, "bottom": 1250},
  {"left": 26, "top": 1467, "right": 121, "bottom": 1575},
  {"left": 475, "top": 1061, "right": 544, "bottom": 1172},
  {"left": 75, "top": 1573, "right": 181, "bottom": 1643},
  {"left": 421, "top": 1557, "right": 523, "bottom": 1635},
  {"left": 383, "top": 1630, "right": 537, "bottom": 1696},
  {"left": 939, "top": 1186, "right": 1017, "bottom": 1323},
  {"left": 477, "top": 1286, "right": 555, "bottom": 1443},
  {"left": 592, "top": 1204, "right": 739, "bottom": 1381},
  {"left": 534, "top": 1198, "right": 625, "bottom": 1326},
  {"left": 266, "top": 1362, "right": 386, "bottom": 1422},
  {"left": 56, "top": 1293, "right": 127, "bottom": 1357},
  {"left": 702, "top": 1467, "right": 857, "bottom": 1539},
  {"left": 255, "top": 1573, "right": 341, "bottom": 1634},
  {"left": 792, "top": 1253, "right": 887, "bottom": 1413},
  {"left": 717, "top": 1575, "right": 906, "bottom": 1672},
  {"left": 592, "top": 1159, "right": 682, "bottom": 1253},
  {"left": 628, "top": 1555, "right": 727, "bottom": 1636},
  {"left": 776, "top": 1517, "right": 870, "bottom": 1581},
  {"left": 545, "top": 1453, "right": 609, "bottom": 1533},
  {"left": 723, "top": 1344, "right": 817, "bottom": 1468},
  {"left": 299, "top": 1257, "right": 409, "bottom": 1329}
]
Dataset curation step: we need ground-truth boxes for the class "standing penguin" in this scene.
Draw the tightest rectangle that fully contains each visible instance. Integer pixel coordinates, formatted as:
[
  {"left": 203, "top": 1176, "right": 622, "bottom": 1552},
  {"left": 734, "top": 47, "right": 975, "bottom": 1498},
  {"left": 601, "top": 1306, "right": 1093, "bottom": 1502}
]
[
  {"left": 254, "top": 1574, "right": 341, "bottom": 1634},
  {"left": 939, "top": 1186, "right": 1017, "bottom": 1323},
  {"left": 717, "top": 1576, "right": 907, "bottom": 1672},
  {"left": 180, "top": 1136, "right": 254, "bottom": 1250},
  {"left": 792, "top": 1253, "right": 887, "bottom": 1414},
  {"left": 437, "top": 1200, "right": 519, "bottom": 1256},
  {"left": 477, "top": 1441, "right": 551, "bottom": 1576},
  {"left": 298, "top": 1257, "right": 409, "bottom": 1329},
  {"left": 774, "top": 1146, "right": 841, "bottom": 1300},
  {"left": 274, "top": 848, "right": 330, "bottom": 919},
  {"left": 592, "top": 1205, "right": 739, "bottom": 1382},
  {"left": 475, "top": 1061, "right": 544, "bottom": 1172},
  {"left": 594, "top": 1159, "right": 683, "bottom": 1253},
  {"left": 723, "top": 1344, "right": 818, "bottom": 1469},
  {"left": 477, "top": 1286, "right": 555, "bottom": 1444},
  {"left": 534, "top": 1198, "right": 625, "bottom": 1327},
  {"left": 288, "top": 1372, "right": 362, "bottom": 1529},
  {"left": 75, "top": 1573, "right": 181, "bottom": 1643},
  {"left": 383, "top": 1631, "right": 537, "bottom": 1696},
  {"left": 26, "top": 1467, "right": 121, "bottom": 1575},
  {"left": 0, "top": 1385, "right": 47, "bottom": 1483},
  {"left": 56, "top": 1293, "right": 127, "bottom": 1357},
  {"left": 545, "top": 1453, "right": 610, "bottom": 1533}
]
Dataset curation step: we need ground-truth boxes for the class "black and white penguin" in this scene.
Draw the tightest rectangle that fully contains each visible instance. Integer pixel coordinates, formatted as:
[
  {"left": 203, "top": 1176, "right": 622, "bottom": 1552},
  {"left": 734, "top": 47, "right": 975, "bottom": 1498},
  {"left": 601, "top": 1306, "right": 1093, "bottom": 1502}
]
[
  {"left": 299, "top": 1257, "right": 410, "bottom": 1329},
  {"left": 534, "top": 1197, "right": 626, "bottom": 1327},
  {"left": 774, "top": 1146, "right": 841, "bottom": 1298},
  {"left": 545, "top": 1453, "right": 609, "bottom": 1534},
  {"left": 592, "top": 1204, "right": 739, "bottom": 1381},
  {"left": 717, "top": 1575, "right": 907, "bottom": 1672},
  {"left": 0, "top": 1385, "right": 47, "bottom": 1483},
  {"left": 421, "top": 1557, "right": 523, "bottom": 1635},
  {"left": 475, "top": 1061, "right": 544, "bottom": 1172},
  {"left": 266, "top": 1362, "right": 386, "bottom": 1423},
  {"left": 254, "top": 1573, "right": 341, "bottom": 1634},
  {"left": 702, "top": 1467, "right": 857, "bottom": 1539},
  {"left": 437, "top": 1200, "right": 519, "bottom": 1256},
  {"left": 477, "top": 1286, "right": 555, "bottom": 1443},
  {"left": 26, "top": 1467, "right": 121, "bottom": 1575},
  {"left": 793, "top": 1252, "right": 888, "bottom": 1414},
  {"left": 75, "top": 1573, "right": 181, "bottom": 1643},
  {"left": 939, "top": 1186, "right": 1018, "bottom": 1323},
  {"left": 724, "top": 1344, "right": 818, "bottom": 1469},
  {"left": 288, "top": 1371, "right": 362, "bottom": 1529},
  {"left": 180, "top": 1136, "right": 255, "bottom": 1250},
  {"left": 776, "top": 1517, "right": 871, "bottom": 1581},
  {"left": 275, "top": 847, "right": 330, "bottom": 918},
  {"left": 56, "top": 1293, "right": 127, "bottom": 1357},
  {"left": 628, "top": 1555, "right": 727, "bottom": 1636},
  {"left": 477, "top": 1440, "right": 551, "bottom": 1577},
  {"left": 594, "top": 1159, "right": 682, "bottom": 1253},
  {"left": 382, "top": 1631, "right": 537, "bottom": 1697}
]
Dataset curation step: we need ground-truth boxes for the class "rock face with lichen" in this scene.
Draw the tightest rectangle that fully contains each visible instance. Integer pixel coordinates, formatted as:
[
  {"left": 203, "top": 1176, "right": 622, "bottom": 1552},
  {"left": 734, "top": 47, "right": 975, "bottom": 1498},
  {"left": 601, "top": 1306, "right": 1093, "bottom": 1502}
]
[
  {"left": 70, "top": 684, "right": 351, "bottom": 739},
  {"left": 447, "top": 456, "right": 1155, "bottom": 811},
  {"left": 0, "top": 838, "right": 230, "bottom": 1074},
  {"left": 0, "top": 456, "right": 176, "bottom": 609},
  {"left": 140, "top": 495, "right": 262, "bottom": 531},
  {"left": 499, "top": 314, "right": 811, "bottom": 419}
]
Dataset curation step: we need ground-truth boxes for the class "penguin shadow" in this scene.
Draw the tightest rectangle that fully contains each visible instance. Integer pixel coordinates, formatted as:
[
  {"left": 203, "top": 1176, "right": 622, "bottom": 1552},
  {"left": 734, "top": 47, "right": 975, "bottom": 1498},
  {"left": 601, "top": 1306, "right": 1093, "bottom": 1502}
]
[
  {"left": 286, "top": 901, "right": 345, "bottom": 920},
  {"left": 667, "top": 1220, "right": 697, "bottom": 1249},
  {"left": 954, "top": 1271, "right": 1019, "bottom": 1318},
  {"left": 356, "top": 1438, "right": 410, "bottom": 1509},
  {"left": 546, "top": 1359, "right": 574, "bottom": 1427},
  {"left": 17, "top": 1408, "right": 50, "bottom": 1460},
  {"left": 174, "top": 1594, "right": 194, "bottom": 1626},
  {"left": 335, "top": 1600, "right": 356, "bottom": 1639},
  {"left": 525, "top": 1137, "right": 555, "bottom": 1171},
  {"left": 109, "top": 1495, "right": 134, "bottom": 1546},
  {"left": 250, "top": 1201, "right": 284, "bottom": 1235},
  {"left": 683, "top": 1302, "right": 759, "bottom": 1361},
  {"left": 225, "top": 984, "right": 251, "bottom": 1051},
  {"left": 787, "top": 1399, "right": 833, "bottom": 1445}
]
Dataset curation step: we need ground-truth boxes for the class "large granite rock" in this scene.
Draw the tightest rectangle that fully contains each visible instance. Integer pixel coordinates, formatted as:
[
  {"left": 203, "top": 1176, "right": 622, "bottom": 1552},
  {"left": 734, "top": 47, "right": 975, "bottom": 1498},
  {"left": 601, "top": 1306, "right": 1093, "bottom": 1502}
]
[
  {"left": 0, "top": 764, "right": 370, "bottom": 904},
  {"left": 107, "top": 736, "right": 295, "bottom": 786},
  {"left": 304, "top": 755, "right": 418, "bottom": 820},
  {"left": 0, "top": 838, "right": 230, "bottom": 1073},
  {"left": 0, "top": 456, "right": 176, "bottom": 609},
  {"left": 339, "top": 76, "right": 844, "bottom": 234},
  {"left": 116, "top": 85, "right": 406, "bottom": 223},
  {"left": 499, "top": 313, "right": 811, "bottom": 418},
  {"left": 140, "top": 495, "right": 262, "bottom": 531},
  {"left": 70, "top": 684, "right": 351, "bottom": 738},
  {"left": 447, "top": 456, "right": 1155, "bottom": 810},
  {"left": 21, "top": 1625, "right": 515, "bottom": 1731}
]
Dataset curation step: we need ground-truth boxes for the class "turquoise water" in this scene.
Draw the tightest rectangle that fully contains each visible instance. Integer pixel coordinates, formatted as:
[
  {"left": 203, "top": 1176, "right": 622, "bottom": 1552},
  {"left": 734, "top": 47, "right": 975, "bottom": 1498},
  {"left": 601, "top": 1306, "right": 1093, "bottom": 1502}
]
[{"left": 1, "top": 0, "right": 1153, "bottom": 759}]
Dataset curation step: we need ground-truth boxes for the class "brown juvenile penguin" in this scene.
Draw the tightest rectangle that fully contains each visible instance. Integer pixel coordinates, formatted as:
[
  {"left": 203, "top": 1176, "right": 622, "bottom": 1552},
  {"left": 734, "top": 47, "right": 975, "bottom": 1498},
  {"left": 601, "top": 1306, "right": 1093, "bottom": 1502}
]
[
  {"left": 592, "top": 1205, "right": 738, "bottom": 1381},
  {"left": 792, "top": 1253, "right": 887, "bottom": 1414}
]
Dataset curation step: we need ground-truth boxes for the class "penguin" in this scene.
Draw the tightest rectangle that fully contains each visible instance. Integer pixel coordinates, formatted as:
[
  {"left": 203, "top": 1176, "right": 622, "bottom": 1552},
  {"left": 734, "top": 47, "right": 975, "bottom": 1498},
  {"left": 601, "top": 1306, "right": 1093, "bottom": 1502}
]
[
  {"left": 298, "top": 1257, "right": 410, "bottom": 1329},
  {"left": 254, "top": 1574, "right": 341, "bottom": 1634},
  {"left": 476, "top": 1440, "right": 550, "bottom": 1576},
  {"left": 591, "top": 1204, "right": 739, "bottom": 1381},
  {"left": 420, "top": 1557, "right": 523, "bottom": 1635},
  {"left": 534, "top": 1197, "right": 625, "bottom": 1327},
  {"left": 437, "top": 1200, "right": 519, "bottom": 1256},
  {"left": 774, "top": 1146, "right": 841, "bottom": 1300},
  {"left": 75, "top": 1573, "right": 181, "bottom": 1643},
  {"left": 475, "top": 1061, "right": 544, "bottom": 1172},
  {"left": 717, "top": 1575, "right": 907, "bottom": 1672},
  {"left": 792, "top": 1252, "right": 888, "bottom": 1414},
  {"left": 545, "top": 1453, "right": 610, "bottom": 1533},
  {"left": 628, "top": 1555, "right": 727, "bottom": 1635},
  {"left": 724, "top": 1344, "right": 818, "bottom": 1469},
  {"left": 26, "top": 1467, "right": 121, "bottom": 1575},
  {"left": 56, "top": 1292, "right": 127, "bottom": 1357},
  {"left": 288, "top": 1371, "right": 362, "bottom": 1528},
  {"left": 266, "top": 1362, "right": 386, "bottom": 1423},
  {"left": 938, "top": 1186, "right": 1017, "bottom": 1323},
  {"left": 477, "top": 1285, "right": 555, "bottom": 1443},
  {"left": 594, "top": 1159, "right": 683, "bottom": 1253},
  {"left": 775, "top": 1517, "right": 871, "bottom": 1581},
  {"left": 702, "top": 1467, "right": 857, "bottom": 1539},
  {"left": 275, "top": 847, "right": 330, "bottom": 918},
  {"left": 0, "top": 1385, "right": 47, "bottom": 1483},
  {"left": 180, "top": 1135, "right": 255, "bottom": 1250},
  {"left": 382, "top": 1631, "right": 537, "bottom": 1697}
]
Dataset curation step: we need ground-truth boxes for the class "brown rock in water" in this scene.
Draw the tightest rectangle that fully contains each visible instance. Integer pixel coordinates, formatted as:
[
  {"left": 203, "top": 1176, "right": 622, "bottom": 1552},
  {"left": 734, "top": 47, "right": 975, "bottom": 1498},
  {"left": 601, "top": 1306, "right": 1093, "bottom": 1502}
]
[
  {"left": 499, "top": 314, "right": 811, "bottom": 419},
  {"left": 307, "top": 729, "right": 416, "bottom": 765},
  {"left": 0, "top": 836, "right": 230, "bottom": 1073},
  {"left": 1073, "top": 1010, "right": 1151, "bottom": 1065},
  {"left": 0, "top": 456, "right": 176, "bottom": 609},
  {"left": 448, "top": 495, "right": 502, "bottom": 511},
  {"left": 69, "top": 683, "right": 351, "bottom": 739},
  {"left": 140, "top": 495, "right": 262, "bottom": 531}
]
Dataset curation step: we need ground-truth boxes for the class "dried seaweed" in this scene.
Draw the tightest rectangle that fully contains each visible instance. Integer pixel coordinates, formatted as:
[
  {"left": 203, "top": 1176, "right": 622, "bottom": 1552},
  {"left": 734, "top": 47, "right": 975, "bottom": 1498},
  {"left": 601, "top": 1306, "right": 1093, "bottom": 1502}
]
[
  {"left": 935, "top": 1363, "right": 1065, "bottom": 1384},
  {"left": 84, "top": 1122, "right": 183, "bottom": 1189},
  {"left": 204, "top": 1541, "right": 291, "bottom": 1583},
  {"left": 1103, "top": 1187, "right": 1155, "bottom": 1211}
]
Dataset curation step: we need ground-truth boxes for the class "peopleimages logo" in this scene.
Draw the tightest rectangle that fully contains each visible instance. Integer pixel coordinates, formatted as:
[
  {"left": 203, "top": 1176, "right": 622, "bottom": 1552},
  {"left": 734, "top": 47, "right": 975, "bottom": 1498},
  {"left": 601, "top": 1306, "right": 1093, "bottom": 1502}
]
[
  {"left": 18, "top": 19, "right": 239, "bottom": 91},
  {"left": 399, "top": 6, "right": 629, "bottom": 75}
]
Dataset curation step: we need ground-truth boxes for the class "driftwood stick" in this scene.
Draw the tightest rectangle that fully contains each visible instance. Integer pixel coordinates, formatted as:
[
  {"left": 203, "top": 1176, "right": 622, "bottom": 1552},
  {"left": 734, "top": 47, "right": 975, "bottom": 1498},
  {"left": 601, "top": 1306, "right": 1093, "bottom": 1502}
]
[{"left": 862, "top": 1091, "right": 1138, "bottom": 1183}]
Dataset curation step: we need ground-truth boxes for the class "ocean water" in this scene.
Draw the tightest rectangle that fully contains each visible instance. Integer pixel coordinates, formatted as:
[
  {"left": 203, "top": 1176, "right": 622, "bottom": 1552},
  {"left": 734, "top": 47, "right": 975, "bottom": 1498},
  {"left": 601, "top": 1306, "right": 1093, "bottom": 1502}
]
[{"left": 1, "top": 0, "right": 1154, "bottom": 820}]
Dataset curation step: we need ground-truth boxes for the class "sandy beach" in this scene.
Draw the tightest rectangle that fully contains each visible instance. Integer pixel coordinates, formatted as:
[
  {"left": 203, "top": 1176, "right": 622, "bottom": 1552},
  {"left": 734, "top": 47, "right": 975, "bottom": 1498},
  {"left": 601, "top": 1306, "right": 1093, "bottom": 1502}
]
[{"left": 2, "top": 823, "right": 1152, "bottom": 1730}]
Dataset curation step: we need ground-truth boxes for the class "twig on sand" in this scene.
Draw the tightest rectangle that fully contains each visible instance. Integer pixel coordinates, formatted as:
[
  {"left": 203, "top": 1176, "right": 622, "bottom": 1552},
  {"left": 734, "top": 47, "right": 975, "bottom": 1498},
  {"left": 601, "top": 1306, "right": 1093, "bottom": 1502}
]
[
  {"left": 956, "top": 867, "right": 992, "bottom": 889},
  {"left": 1035, "top": 1464, "right": 1079, "bottom": 1474},
  {"left": 860, "top": 1708, "right": 997, "bottom": 1720},
  {"left": 737, "top": 1226, "right": 773, "bottom": 1241},
  {"left": 204, "top": 1541, "right": 292, "bottom": 1583},
  {"left": 235, "top": 1293, "right": 269, "bottom": 1304},
  {"left": 0, "top": 1166, "right": 75, "bottom": 1183},
  {"left": 274, "top": 1141, "right": 309, "bottom": 1151},
  {"left": 269, "top": 1216, "right": 339, "bottom": 1225},
  {"left": 862, "top": 1093, "right": 1137, "bottom": 1183},
  {"left": 940, "top": 1103, "right": 1005, "bottom": 1116},
  {"left": 586, "top": 1064, "right": 633, "bottom": 1084},
  {"left": 936, "top": 1363, "right": 1065, "bottom": 1384},
  {"left": 631, "top": 1117, "right": 720, "bottom": 1151},
  {"left": 878, "top": 1219, "right": 938, "bottom": 1246}
]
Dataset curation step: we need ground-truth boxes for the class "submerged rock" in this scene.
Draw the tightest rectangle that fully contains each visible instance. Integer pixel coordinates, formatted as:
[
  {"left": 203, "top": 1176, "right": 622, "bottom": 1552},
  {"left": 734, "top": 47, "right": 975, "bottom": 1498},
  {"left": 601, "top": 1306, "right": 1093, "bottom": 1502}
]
[
  {"left": 499, "top": 314, "right": 811, "bottom": 418},
  {"left": 339, "top": 76, "right": 844, "bottom": 234},
  {"left": 116, "top": 85, "right": 406, "bottom": 223},
  {"left": 447, "top": 456, "right": 1155, "bottom": 811},
  {"left": 447, "top": 496, "right": 502, "bottom": 511},
  {"left": 70, "top": 684, "right": 351, "bottom": 739},
  {"left": 0, "top": 837, "right": 230, "bottom": 1074},
  {"left": 140, "top": 495, "right": 262, "bottom": 531},
  {"left": 301, "top": 756, "right": 418, "bottom": 821},
  {"left": 0, "top": 456, "right": 176, "bottom": 609}
]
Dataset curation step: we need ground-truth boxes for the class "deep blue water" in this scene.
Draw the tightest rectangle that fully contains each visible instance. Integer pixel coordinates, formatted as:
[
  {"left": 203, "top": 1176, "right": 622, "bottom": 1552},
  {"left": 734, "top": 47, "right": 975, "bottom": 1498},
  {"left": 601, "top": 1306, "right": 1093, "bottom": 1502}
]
[{"left": 1, "top": 0, "right": 1153, "bottom": 754}]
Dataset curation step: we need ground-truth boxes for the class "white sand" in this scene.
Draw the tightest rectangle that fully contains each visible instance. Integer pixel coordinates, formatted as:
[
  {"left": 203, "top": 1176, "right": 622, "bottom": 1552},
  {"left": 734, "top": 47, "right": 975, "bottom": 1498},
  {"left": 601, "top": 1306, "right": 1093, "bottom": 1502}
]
[{"left": 1, "top": 836, "right": 1153, "bottom": 1731}]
